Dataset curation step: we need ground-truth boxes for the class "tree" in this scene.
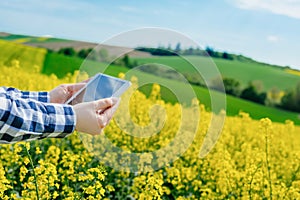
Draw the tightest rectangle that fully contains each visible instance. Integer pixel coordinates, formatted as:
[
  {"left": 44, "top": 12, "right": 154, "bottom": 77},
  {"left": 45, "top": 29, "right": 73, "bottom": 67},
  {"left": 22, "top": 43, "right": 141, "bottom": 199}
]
[
  {"left": 175, "top": 42, "right": 181, "bottom": 53},
  {"left": 280, "top": 81, "right": 300, "bottom": 112},
  {"left": 184, "top": 47, "right": 194, "bottom": 55},
  {"left": 222, "top": 52, "right": 233, "bottom": 60},
  {"left": 77, "top": 48, "right": 92, "bottom": 59},
  {"left": 122, "top": 54, "right": 130, "bottom": 67},
  {"left": 266, "top": 87, "right": 283, "bottom": 106},
  {"left": 58, "top": 47, "right": 76, "bottom": 56},
  {"left": 78, "top": 49, "right": 88, "bottom": 58},
  {"left": 280, "top": 90, "right": 295, "bottom": 111},
  {"left": 251, "top": 80, "right": 264, "bottom": 93},
  {"left": 223, "top": 77, "right": 241, "bottom": 96},
  {"left": 135, "top": 47, "right": 177, "bottom": 56},
  {"left": 205, "top": 47, "right": 215, "bottom": 57},
  {"left": 240, "top": 82, "right": 267, "bottom": 105},
  {"left": 209, "top": 76, "right": 241, "bottom": 96}
]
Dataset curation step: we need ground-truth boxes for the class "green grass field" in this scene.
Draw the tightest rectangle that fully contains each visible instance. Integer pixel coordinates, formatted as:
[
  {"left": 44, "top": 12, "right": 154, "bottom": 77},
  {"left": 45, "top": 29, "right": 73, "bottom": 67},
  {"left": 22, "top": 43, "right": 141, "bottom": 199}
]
[
  {"left": 0, "top": 33, "right": 69, "bottom": 43},
  {"left": 133, "top": 56, "right": 300, "bottom": 91},
  {"left": 42, "top": 51, "right": 300, "bottom": 124},
  {"left": 42, "top": 52, "right": 129, "bottom": 78}
]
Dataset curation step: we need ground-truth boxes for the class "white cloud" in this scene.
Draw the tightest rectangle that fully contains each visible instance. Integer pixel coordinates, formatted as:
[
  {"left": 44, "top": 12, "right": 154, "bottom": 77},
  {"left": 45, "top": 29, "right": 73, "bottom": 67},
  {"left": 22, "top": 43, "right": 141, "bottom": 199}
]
[
  {"left": 231, "top": 0, "right": 300, "bottom": 19},
  {"left": 41, "top": 34, "right": 54, "bottom": 38},
  {"left": 267, "top": 35, "right": 280, "bottom": 42}
]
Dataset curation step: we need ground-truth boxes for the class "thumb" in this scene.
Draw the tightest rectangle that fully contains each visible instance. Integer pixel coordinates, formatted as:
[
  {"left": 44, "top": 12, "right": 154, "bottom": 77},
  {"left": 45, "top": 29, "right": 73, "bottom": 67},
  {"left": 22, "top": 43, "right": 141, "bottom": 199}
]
[{"left": 94, "top": 97, "right": 119, "bottom": 110}]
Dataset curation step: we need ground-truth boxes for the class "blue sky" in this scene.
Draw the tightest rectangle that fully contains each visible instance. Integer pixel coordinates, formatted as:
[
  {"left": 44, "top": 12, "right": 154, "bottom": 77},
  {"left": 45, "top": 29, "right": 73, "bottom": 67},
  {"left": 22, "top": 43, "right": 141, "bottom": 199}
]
[{"left": 0, "top": 0, "right": 300, "bottom": 69}]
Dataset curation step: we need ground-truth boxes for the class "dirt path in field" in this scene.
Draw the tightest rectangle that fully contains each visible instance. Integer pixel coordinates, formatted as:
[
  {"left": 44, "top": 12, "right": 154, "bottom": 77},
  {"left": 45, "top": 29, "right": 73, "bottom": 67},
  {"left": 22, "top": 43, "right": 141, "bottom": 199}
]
[{"left": 25, "top": 41, "right": 151, "bottom": 58}]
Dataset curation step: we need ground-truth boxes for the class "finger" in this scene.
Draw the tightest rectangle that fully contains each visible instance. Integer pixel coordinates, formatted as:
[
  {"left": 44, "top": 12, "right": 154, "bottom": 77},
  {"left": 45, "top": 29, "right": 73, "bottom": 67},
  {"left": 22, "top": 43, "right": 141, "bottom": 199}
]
[
  {"left": 98, "top": 100, "right": 120, "bottom": 126},
  {"left": 99, "top": 97, "right": 120, "bottom": 114},
  {"left": 97, "top": 107, "right": 114, "bottom": 128},
  {"left": 104, "top": 100, "right": 120, "bottom": 124},
  {"left": 67, "top": 83, "right": 86, "bottom": 93},
  {"left": 94, "top": 97, "right": 119, "bottom": 110}
]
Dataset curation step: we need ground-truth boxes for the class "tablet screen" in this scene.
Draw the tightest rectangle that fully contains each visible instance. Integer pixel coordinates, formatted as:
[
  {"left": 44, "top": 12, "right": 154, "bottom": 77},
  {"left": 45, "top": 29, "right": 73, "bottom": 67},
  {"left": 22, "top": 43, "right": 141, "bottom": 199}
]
[{"left": 66, "top": 73, "right": 131, "bottom": 104}]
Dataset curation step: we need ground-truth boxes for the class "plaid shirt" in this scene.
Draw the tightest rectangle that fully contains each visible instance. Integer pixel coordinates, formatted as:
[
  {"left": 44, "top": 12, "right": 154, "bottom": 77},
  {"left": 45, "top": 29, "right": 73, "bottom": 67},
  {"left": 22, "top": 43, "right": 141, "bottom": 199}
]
[{"left": 0, "top": 87, "right": 76, "bottom": 144}]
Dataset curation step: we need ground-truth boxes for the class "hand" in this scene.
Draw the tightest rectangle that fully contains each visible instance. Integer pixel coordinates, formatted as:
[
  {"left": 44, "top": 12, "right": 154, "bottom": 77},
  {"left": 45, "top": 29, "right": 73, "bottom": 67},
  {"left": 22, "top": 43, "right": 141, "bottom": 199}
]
[
  {"left": 73, "top": 97, "right": 120, "bottom": 135},
  {"left": 49, "top": 82, "right": 87, "bottom": 104}
]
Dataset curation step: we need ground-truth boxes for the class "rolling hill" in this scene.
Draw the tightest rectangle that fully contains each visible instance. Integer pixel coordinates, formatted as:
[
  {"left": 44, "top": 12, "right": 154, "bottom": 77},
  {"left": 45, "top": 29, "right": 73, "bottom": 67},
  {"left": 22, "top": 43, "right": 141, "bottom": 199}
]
[
  {"left": 0, "top": 34, "right": 299, "bottom": 125},
  {"left": 0, "top": 32, "right": 151, "bottom": 57},
  {"left": 133, "top": 56, "right": 300, "bottom": 91},
  {"left": 40, "top": 47, "right": 300, "bottom": 125}
]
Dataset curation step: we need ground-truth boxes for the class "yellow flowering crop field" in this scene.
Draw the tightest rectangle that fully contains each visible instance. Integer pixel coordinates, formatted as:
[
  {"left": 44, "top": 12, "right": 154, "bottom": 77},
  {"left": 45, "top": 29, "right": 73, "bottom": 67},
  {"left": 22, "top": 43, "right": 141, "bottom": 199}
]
[
  {"left": 285, "top": 69, "right": 300, "bottom": 77},
  {"left": 0, "top": 60, "right": 300, "bottom": 199},
  {"left": 0, "top": 40, "right": 47, "bottom": 73}
]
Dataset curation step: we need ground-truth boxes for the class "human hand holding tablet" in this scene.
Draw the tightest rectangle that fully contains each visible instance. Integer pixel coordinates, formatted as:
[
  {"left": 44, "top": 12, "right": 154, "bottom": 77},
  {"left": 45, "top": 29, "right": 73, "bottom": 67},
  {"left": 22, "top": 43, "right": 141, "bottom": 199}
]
[
  {"left": 68, "top": 73, "right": 131, "bottom": 135},
  {"left": 66, "top": 73, "right": 131, "bottom": 105}
]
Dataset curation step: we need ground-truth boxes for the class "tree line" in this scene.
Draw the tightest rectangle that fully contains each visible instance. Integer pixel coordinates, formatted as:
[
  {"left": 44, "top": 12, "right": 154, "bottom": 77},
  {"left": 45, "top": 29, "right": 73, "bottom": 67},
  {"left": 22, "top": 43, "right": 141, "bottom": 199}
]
[
  {"left": 210, "top": 76, "right": 300, "bottom": 112},
  {"left": 56, "top": 45, "right": 262, "bottom": 65},
  {"left": 136, "top": 44, "right": 248, "bottom": 61},
  {"left": 55, "top": 47, "right": 110, "bottom": 62}
]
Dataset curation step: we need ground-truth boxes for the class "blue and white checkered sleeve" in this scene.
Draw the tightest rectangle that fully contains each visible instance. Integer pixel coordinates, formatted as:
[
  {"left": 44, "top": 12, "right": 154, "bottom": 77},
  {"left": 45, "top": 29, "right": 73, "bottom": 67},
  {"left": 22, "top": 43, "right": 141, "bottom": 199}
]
[
  {"left": 3, "top": 87, "right": 49, "bottom": 103},
  {"left": 0, "top": 93, "right": 76, "bottom": 144}
]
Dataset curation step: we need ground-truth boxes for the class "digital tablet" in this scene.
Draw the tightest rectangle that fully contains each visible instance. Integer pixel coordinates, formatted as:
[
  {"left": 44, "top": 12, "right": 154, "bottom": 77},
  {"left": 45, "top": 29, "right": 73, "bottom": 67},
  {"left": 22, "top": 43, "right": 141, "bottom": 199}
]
[{"left": 65, "top": 73, "right": 131, "bottom": 105}]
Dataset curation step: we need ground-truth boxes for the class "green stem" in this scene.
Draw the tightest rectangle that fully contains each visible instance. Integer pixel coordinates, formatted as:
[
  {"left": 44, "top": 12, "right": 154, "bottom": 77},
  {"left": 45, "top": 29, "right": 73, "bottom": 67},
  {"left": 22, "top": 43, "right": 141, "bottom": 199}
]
[
  {"left": 265, "top": 130, "right": 272, "bottom": 200},
  {"left": 248, "top": 162, "right": 261, "bottom": 200},
  {"left": 25, "top": 146, "right": 40, "bottom": 200}
]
